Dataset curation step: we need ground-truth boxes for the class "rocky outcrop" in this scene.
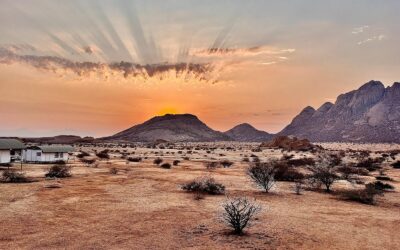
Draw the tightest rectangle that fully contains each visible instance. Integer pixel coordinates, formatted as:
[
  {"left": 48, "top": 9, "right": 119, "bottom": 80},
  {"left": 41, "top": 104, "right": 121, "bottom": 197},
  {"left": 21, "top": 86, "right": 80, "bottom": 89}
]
[
  {"left": 279, "top": 81, "right": 400, "bottom": 143},
  {"left": 260, "top": 136, "right": 317, "bottom": 151}
]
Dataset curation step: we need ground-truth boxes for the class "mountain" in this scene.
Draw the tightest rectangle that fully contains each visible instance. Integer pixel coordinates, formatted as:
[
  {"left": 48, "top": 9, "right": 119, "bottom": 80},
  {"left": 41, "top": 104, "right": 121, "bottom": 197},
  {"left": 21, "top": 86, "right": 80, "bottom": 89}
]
[
  {"left": 22, "top": 135, "right": 95, "bottom": 144},
  {"left": 279, "top": 80, "right": 400, "bottom": 143},
  {"left": 103, "top": 114, "right": 232, "bottom": 142},
  {"left": 224, "top": 123, "right": 273, "bottom": 142}
]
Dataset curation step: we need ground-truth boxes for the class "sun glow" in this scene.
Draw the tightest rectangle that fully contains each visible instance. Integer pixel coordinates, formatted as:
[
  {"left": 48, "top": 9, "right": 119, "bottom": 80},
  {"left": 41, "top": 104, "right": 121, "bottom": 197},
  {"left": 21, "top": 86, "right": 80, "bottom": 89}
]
[{"left": 156, "top": 106, "right": 179, "bottom": 116}]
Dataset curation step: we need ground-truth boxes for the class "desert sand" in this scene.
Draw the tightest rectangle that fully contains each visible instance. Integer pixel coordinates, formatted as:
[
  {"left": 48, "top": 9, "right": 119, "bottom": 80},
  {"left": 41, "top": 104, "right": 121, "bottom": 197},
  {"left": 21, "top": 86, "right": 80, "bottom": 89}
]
[{"left": 0, "top": 143, "right": 399, "bottom": 249}]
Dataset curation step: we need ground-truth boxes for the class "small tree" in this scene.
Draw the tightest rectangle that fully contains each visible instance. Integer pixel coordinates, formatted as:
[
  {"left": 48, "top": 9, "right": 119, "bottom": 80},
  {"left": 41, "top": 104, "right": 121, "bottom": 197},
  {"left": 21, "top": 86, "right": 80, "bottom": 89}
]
[
  {"left": 221, "top": 197, "right": 261, "bottom": 235},
  {"left": 309, "top": 164, "right": 339, "bottom": 192},
  {"left": 247, "top": 162, "right": 276, "bottom": 193}
]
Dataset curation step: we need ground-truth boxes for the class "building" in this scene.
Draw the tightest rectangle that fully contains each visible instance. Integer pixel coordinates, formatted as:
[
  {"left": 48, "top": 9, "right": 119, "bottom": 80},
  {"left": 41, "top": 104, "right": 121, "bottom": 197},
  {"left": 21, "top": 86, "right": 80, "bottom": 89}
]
[
  {"left": 0, "top": 139, "right": 26, "bottom": 164},
  {"left": 23, "top": 145, "right": 74, "bottom": 163}
]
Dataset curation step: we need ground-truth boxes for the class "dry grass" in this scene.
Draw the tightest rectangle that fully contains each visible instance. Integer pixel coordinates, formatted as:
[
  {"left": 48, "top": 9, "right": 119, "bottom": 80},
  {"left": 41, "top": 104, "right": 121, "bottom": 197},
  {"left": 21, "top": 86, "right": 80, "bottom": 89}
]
[{"left": 0, "top": 143, "right": 399, "bottom": 249}]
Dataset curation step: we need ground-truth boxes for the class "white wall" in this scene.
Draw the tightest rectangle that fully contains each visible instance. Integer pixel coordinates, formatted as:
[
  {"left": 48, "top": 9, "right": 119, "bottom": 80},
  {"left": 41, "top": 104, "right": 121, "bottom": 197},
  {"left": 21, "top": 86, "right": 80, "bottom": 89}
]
[
  {"left": 23, "top": 150, "right": 69, "bottom": 163},
  {"left": 0, "top": 150, "right": 11, "bottom": 164}
]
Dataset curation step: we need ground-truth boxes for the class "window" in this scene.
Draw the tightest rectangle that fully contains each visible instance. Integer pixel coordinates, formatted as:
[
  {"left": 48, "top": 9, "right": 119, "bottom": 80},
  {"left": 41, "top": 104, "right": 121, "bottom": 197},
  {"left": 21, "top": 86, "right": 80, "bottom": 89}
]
[
  {"left": 60, "top": 153, "right": 64, "bottom": 158},
  {"left": 36, "top": 152, "right": 41, "bottom": 157},
  {"left": 55, "top": 153, "right": 59, "bottom": 158}
]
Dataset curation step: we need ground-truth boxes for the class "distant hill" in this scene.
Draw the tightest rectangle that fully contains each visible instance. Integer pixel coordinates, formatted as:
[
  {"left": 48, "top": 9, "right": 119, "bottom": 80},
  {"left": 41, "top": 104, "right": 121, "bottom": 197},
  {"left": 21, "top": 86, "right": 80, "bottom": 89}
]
[
  {"left": 224, "top": 123, "right": 273, "bottom": 142},
  {"left": 279, "top": 80, "right": 400, "bottom": 143},
  {"left": 22, "top": 135, "right": 95, "bottom": 144},
  {"left": 103, "top": 114, "right": 231, "bottom": 142}
]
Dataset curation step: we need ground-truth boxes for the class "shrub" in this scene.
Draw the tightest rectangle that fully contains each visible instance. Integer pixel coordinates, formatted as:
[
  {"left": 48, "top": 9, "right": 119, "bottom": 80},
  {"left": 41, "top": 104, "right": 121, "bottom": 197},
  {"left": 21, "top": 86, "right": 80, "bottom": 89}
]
[
  {"left": 127, "top": 157, "right": 142, "bottom": 162},
  {"left": 173, "top": 160, "right": 180, "bottom": 166},
  {"left": 220, "top": 160, "right": 234, "bottom": 168},
  {"left": 273, "top": 161, "right": 304, "bottom": 181},
  {"left": 308, "top": 163, "right": 340, "bottom": 192},
  {"left": 77, "top": 151, "right": 90, "bottom": 158},
  {"left": 205, "top": 161, "right": 219, "bottom": 170},
  {"left": 1, "top": 170, "right": 30, "bottom": 183},
  {"left": 96, "top": 150, "right": 110, "bottom": 159},
  {"left": 355, "top": 158, "right": 381, "bottom": 172},
  {"left": 242, "top": 157, "right": 250, "bottom": 162},
  {"left": 109, "top": 167, "right": 118, "bottom": 175},
  {"left": 80, "top": 158, "right": 97, "bottom": 165},
  {"left": 45, "top": 165, "right": 72, "bottom": 178},
  {"left": 340, "top": 184, "right": 383, "bottom": 205},
  {"left": 182, "top": 176, "right": 225, "bottom": 195},
  {"left": 153, "top": 158, "right": 163, "bottom": 165},
  {"left": 221, "top": 197, "right": 261, "bottom": 235},
  {"left": 371, "top": 181, "right": 394, "bottom": 191},
  {"left": 294, "top": 180, "right": 303, "bottom": 195},
  {"left": 160, "top": 163, "right": 171, "bottom": 169},
  {"left": 391, "top": 161, "right": 400, "bottom": 169},
  {"left": 247, "top": 162, "right": 276, "bottom": 193},
  {"left": 375, "top": 176, "right": 392, "bottom": 181},
  {"left": 287, "top": 157, "right": 315, "bottom": 167}
]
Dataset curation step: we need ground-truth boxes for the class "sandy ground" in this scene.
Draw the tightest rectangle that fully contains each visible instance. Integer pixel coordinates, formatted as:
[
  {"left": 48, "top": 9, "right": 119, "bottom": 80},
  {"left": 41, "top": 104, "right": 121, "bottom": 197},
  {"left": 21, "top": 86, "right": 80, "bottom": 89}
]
[{"left": 0, "top": 144, "right": 399, "bottom": 249}]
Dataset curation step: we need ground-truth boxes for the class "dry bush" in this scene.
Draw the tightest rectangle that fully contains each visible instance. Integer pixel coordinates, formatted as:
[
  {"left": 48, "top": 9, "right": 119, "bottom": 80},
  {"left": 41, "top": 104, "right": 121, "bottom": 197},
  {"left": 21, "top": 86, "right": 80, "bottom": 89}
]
[
  {"left": 221, "top": 197, "right": 261, "bottom": 235},
  {"left": 371, "top": 181, "right": 394, "bottom": 191},
  {"left": 127, "top": 157, "right": 142, "bottom": 162},
  {"left": 242, "top": 157, "right": 250, "bottom": 162},
  {"left": 272, "top": 161, "right": 304, "bottom": 182},
  {"left": 80, "top": 158, "right": 97, "bottom": 166},
  {"left": 205, "top": 161, "right": 219, "bottom": 170},
  {"left": 173, "top": 160, "right": 180, "bottom": 166},
  {"left": 355, "top": 158, "right": 382, "bottom": 172},
  {"left": 247, "top": 162, "right": 276, "bottom": 193},
  {"left": 160, "top": 163, "right": 171, "bottom": 169},
  {"left": 220, "top": 160, "right": 234, "bottom": 168},
  {"left": 76, "top": 151, "right": 90, "bottom": 159},
  {"left": 391, "top": 161, "right": 400, "bottom": 169},
  {"left": 339, "top": 184, "right": 383, "bottom": 205},
  {"left": 109, "top": 167, "right": 118, "bottom": 175},
  {"left": 45, "top": 165, "right": 72, "bottom": 178},
  {"left": 1, "top": 170, "right": 30, "bottom": 183},
  {"left": 153, "top": 158, "right": 163, "bottom": 165},
  {"left": 294, "top": 180, "right": 303, "bottom": 195},
  {"left": 182, "top": 176, "right": 225, "bottom": 195},
  {"left": 287, "top": 157, "right": 315, "bottom": 167},
  {"left": 96, "top": 149, "right": 110, "bottom": 159}
]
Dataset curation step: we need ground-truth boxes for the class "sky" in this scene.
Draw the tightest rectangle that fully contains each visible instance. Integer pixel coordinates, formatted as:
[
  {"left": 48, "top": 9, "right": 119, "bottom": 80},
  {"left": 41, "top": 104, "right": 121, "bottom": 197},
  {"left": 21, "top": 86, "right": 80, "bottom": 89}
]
[{"left": 1, "top": 0, "right": 400, "bottom": 137}]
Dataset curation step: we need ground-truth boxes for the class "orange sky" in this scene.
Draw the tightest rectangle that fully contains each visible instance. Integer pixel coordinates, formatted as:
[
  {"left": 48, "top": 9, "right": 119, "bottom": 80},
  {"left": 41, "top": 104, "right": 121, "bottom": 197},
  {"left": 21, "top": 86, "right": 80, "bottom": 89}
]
[{"left": 1, "top": 1, "right": 400, "bottom": 137}]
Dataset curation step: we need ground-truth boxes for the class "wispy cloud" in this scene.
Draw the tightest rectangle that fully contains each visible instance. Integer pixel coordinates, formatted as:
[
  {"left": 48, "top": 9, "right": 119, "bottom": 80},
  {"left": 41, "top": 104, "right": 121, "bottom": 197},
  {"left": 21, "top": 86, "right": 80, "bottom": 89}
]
[
  {"left": 352, "top": 25, "right": 369, "bottom": 34},
  {"left": 357, "top": 34, "right": 385, "bottom": 45}
]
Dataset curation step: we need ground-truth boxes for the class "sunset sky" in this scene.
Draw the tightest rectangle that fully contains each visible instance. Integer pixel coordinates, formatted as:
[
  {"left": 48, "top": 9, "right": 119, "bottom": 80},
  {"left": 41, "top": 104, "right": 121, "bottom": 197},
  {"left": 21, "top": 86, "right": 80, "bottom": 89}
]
[{"left": 1, "top": 0, "right": 400, "bottom": 137}]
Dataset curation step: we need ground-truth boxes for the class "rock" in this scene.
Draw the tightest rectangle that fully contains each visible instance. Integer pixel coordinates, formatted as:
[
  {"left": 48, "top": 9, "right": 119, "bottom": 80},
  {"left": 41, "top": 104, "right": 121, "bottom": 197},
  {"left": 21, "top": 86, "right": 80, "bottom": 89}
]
[{"left": 260, "top": 136, "right": 317, "bottom": 151}]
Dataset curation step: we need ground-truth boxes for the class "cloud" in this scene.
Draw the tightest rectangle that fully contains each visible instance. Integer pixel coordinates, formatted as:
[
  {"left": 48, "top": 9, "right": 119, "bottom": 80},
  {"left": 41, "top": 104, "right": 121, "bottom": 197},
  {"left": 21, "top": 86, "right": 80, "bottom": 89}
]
[
  {"left": 357, "top": 34, "right": 385, "bottom": 45},
  {"left": 0, "top": 47, "right": 220, "bottom": 84},
  {"left": 190, "top": 46, "right": 295, "bottom": 58},
  {"left": 352, "top": 25, "right": 369, "bottom": 34}
]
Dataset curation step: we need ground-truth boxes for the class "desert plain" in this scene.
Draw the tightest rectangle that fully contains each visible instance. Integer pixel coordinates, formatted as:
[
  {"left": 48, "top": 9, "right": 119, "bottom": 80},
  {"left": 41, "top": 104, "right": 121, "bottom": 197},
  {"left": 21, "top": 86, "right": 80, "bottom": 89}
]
[{"left": 0, "top": 142, "right": 399, "bottom": 250}]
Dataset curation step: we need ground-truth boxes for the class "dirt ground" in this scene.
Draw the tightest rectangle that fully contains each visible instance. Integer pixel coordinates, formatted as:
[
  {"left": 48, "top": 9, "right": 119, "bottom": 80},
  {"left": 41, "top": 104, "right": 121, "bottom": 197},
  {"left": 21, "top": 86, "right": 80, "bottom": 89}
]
[{"left": 0, "top": 144, "right": 399, "bottom": 249}]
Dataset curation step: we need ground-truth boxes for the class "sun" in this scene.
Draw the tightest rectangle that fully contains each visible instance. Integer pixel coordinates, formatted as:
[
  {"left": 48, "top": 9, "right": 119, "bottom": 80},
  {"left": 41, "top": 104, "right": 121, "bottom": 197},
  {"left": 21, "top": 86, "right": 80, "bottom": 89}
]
[{"left": 156, "top": 106, "right": 179, "bottom": 116}]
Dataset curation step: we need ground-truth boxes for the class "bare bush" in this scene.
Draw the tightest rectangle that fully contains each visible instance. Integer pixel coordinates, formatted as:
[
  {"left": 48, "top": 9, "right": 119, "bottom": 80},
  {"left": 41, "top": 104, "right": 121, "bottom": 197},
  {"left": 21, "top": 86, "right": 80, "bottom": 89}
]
[
  {"left": 173, "top": 160, "right": 180, "bottom": 166},
  {"left": 221, "top": 197, "right": 261, "bottom": 235},
  {"left": 247, "top": 162, "right": 276, "bottom": 193},
  {"left": 294, "top": 180, "right": 304, "bottom": 195},
  {"left": 45, "top": 165, "right": 72, "bottom": 178},
  {"left": 308, "top": 155, "right": 340, "bottom": 192}
]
